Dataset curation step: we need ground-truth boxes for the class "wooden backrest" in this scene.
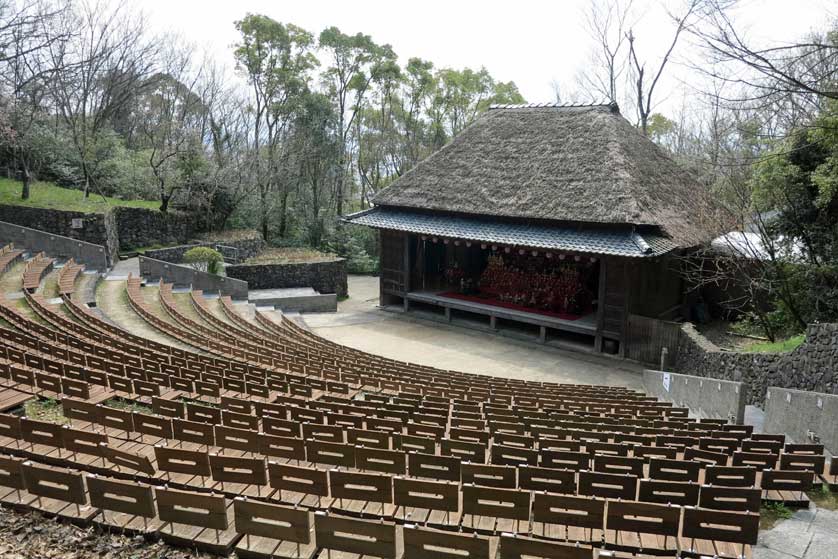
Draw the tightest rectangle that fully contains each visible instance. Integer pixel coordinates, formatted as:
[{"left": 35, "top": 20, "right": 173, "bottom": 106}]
[
  {"left": 780, "top": 453, "right": 825, "bottom": 472},
  {"left": 393, "top": 477, "right": 459, "bottom": 512},
  {"left": 87, "top": 475, "right": 156, "bottom": 518},
  {"left": 0, "top": 413, "right": 22, "bottom": 440},
  {"left": 681, "top": 507, "right": 759, "bottom": 545},
  {"left": 403, "top": 524, "right": 490, "bottom": 559},
  {"left": 732, "top": 451, "right": 779, "bottom": 470},
  {"left": 355, "top": 447, "right": 406, "bottom": 475},
  {"left": 407, "top": 452, "right": 461, "bottom": 482},
  {"left": 305, "top": 440, "right": 356, "bottom": 468},
  {"left": 209, "top": 454, "right": 267, "bottom": 485},
  {"left": 441, "top": 439, "right": 487, "bottom": 463},
  {"left": 699, "top": 485, "right": 761, "bottom": 512},
  {"left": 268, "top": 462, "right": 329, "bottom": 496},
  {"left": 263, "top": 417, "right": 301, "bottom": 438},
  {"left": 329, "top": 470, "right": 393, "bottom": 504},
  {"left": 172, "top": 418, "right": 215, "bottom": 446},
  {"left": 154, "top": 445, "right": 211, "bottom": 476},
  {"left": 60, "top": 398, "right": 99, "bottom": 423},
  {"left": 761, "top": 469, "right": 814, "bottom": 492},
  {"left": 348, "top": 428, "right": 391, "bottom": 449},
  {"left": 462, "top": 464, "right": 517, "bottom": 489},
  {"left": 394, "top": 434, "right": 436, "bottom": 454},
  {"left": 540, "top": 449, "right": 589, "bottom": 470},
  {"left": 684, "top": 447, "right": 729, "bottom": 467},
  {"left": 259, "top": 434, "right": 306, "bottom": 461},
  {"left": 704, "top": 466, "right": 757, "bottom": 488},
  {"left": 102, "top": 444, "right": 155, "bottom": 475},
  {"left": 233, "top": 498, "right": 311, "bottom": 543},
  {"left": 314, "top": 512, "right": 398, "bottom": 559},
  {"left": 62, "top": 427, "right": 106, "bottom": 456},
  {"left": 518, "top": 466, "right": 576, "bottom": 494},
  {"left": 462, "top": 484, "right": 530, "bottom": 520},
  {"left": 22, "top": 461, "right": 86, "bottom": 505},
  {"left": 0, "top": 455, "right": 25, "bottom": 489},
  {"left": 303, "top": 422, "right": 345, "bottom": 443},
  {"left": 606, "top": 500, "right": 680, "bottom": 536},
  {"left": 490, "top": 444, "right": 539, "bottom": 466},
  {"left": 133, "top": 412, "right": 173, "bottom": 440},
  {"left": 648, "top": 458, "right": 700, "bottom": 482},
  {"left": 214, "top": 425, "right": 260, "bottom": 452},
  {"left": 155, "top": 487, "right": 227, "bottom": 530},
  {"left": 593, "top": 455, "right": 645, "bottom": 477},
  {"left": 98, "top": 406, "right": 134, "bottom": 432},
  {"left": 578, "top": 471, "right": 637, "bottom": 500},
  {"left": 638, "top": 479, "right": 699, "bottom": 506},
  {"left": 21, "top": 417, "right": 63, "bottom": 448},
  {"left": 532, "top": 493, "right": 605, "bottom": 529},
  {"left": 498, "top": 533, "right": 594, "bottom": 559}
]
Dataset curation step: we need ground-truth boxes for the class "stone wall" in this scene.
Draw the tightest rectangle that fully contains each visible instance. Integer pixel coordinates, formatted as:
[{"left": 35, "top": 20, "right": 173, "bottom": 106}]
[
  {"left": 226, "top": 259, "right": 347, "bottom": 297},
  {"left": 0, "top": 220, "right": 110, "bottom": 269},
  {"left": 112, "top": 207, "right": 196, "bottom": 251},
  {"left": 0, "top": 204, "right": 110, "bottom": 247},
  {"left": 675, "top": 322, "right": 838, "bottom": 406},
  {"left": 144, "top": 236, "right": 265, "bottom": 264},
  {"left": 0, "top": 204, "right": 199, "bottom": 261}
]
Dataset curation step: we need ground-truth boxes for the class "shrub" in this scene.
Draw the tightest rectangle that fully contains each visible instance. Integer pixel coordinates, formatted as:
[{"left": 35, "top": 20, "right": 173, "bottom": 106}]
[{"left": 183, "top": 247, "right": 223, "bottom": 275}]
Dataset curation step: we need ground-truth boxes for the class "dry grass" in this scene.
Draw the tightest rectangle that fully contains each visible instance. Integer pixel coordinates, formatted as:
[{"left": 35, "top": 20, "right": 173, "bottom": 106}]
[
  {"left": 24, "top": 398, "right": 69, "bottom": 424},
  {"left": 245, "top": 247, "right": 338, "bottom": 265},
  {"left": 196, "top": 229, "right": 262, "bottom": 243},
  {"left": 0, "top": 261, "right": 25, "bottom": 293}
]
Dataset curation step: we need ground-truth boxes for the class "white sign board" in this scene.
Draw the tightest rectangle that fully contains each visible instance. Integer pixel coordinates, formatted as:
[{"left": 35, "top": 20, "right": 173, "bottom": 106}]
[
  {"left": 71, "top": 218, "right": 83, "bottom": 229},
  {"left": 662, "top": 372, "right": 671, "bottom": 393}
]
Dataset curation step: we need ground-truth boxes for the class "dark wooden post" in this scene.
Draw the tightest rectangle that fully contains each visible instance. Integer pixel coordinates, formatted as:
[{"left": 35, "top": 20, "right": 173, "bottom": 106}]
[
  {"left": 403, "top": 233, "right": 411, "bottom": 311},
  {"left": 594, "top": 257, "right": 607, "bottom": 352}
]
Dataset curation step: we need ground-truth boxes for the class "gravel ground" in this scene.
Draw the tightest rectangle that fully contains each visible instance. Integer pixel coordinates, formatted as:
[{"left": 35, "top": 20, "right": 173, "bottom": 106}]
[{"left": 0, "top": 507, "right": 216, "bottom": 559}]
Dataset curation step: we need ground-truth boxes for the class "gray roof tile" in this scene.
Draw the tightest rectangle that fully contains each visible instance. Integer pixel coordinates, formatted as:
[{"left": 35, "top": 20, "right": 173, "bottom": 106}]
[{"left": 344, "top": 207, "right": 677, "bottom": 258}]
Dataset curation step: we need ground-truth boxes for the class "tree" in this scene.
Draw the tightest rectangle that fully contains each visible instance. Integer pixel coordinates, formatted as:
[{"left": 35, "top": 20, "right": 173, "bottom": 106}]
[
  {"left": 577, "top": 0, "right": 633, "bottom": 103},
  {"left": 319, "top": 26, "right": 396, "bottom": 216},
  {"left": 134, "top": 43, "right": 211, "bottom": 212},
  {"left": 45, "top": 0, "right": 158, "bottom": 197},
  {"left": 0, "top": 0, "right": 71, "bottom": 199},
  {"left": 234, "top": 13, "right": 317, "bottom": 240},
  {"left": 626, "top": 0, "right": 700, "bottom": 135}
]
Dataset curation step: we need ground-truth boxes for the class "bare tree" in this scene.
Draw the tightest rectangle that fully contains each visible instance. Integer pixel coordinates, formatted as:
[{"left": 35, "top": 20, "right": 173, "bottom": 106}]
[
  {"left": 44, "top": 0, "right": 157, "bottom": 198},
  {"left": 626, "top": 0, "right": 700, "bottom": 134},
  {"left": 578, "top": 0, "right": 633, "bottom": 103}
]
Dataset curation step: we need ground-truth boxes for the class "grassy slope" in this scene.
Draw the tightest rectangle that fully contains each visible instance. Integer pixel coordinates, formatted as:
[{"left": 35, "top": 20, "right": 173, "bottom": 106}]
[
  {"left": 0, "top": 178, "right": 158, "bottom": 213},
  {"left": 744, "top": 334, "right": 806, "bottom": 353}
]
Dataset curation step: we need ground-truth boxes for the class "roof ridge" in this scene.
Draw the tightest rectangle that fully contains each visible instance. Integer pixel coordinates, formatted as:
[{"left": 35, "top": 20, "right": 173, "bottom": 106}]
[{"left": 489, "top": 101, "right": 617, "bottom": 111}]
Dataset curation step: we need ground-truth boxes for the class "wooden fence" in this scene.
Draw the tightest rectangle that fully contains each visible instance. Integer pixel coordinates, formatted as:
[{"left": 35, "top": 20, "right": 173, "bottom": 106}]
[{"left": 625, "top": 314, "right": 682, "bottom": 368}]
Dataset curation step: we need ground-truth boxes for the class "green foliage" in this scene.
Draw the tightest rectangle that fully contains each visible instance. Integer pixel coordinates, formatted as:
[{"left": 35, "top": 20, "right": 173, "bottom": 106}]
[
  {"left": 324, "top": 225, "right": 379, "bottom": 275},
  {"left": 744, "top": 333, "right": 805, "bottom": 353},
  {"left": 23, "top": 397, "right": 68, "bottom": 424},
  {"left": 0, "top": 178, "right": 158, "bottom": 212},
  {"left": 183, "top": 247, "right": 224, "bottom": 275}
]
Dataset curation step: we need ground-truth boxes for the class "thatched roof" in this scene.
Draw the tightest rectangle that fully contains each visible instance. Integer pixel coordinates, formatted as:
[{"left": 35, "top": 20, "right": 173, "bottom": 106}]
[{"left": 372, "top": 103, "right": 717, "bottom": 247}]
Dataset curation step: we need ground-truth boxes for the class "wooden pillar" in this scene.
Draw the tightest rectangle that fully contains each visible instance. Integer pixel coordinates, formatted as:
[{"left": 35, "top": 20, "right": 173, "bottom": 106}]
[
  {"left": 539, "top": 326, "right": 547, "bottom": 344},
  {"left": 594, "top": 257, "right": 607, "bottom": 352},
  {"left": 403, "top": 233, "right": 411, "bottom": 312},
  {"left": 619, "top": 259, "right": 631, "bottom": 358}
]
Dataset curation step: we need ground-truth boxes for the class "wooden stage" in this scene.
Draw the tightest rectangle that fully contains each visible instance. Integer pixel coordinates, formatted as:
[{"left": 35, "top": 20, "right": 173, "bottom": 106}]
[{"left": 405, "top": 291, "right": 598, "bottom": 342}]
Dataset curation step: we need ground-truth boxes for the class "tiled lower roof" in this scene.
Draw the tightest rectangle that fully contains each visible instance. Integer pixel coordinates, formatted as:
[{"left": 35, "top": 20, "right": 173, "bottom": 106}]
[{"left": 344, "top": 207, "right": 677, "bottom": 258}]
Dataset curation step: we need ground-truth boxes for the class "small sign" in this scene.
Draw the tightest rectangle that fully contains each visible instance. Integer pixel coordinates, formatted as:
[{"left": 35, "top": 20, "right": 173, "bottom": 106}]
[
  {"left": 662, "top": 373, "right": 671, "bottom": 393},
  {"left": 71, "top": 218, "right": 83, "bottom": 229},
  {"left": 786, "top": 393, "right": 792, "bottom": 403},
  {"left": 817, "top": 398, "right": 823, "bottom": 409}
]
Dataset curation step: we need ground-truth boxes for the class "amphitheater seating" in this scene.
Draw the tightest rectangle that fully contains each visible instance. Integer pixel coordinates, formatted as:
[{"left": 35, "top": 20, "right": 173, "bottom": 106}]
[{"left": 0, "top": 243, "right": 831, "bottom": 558}]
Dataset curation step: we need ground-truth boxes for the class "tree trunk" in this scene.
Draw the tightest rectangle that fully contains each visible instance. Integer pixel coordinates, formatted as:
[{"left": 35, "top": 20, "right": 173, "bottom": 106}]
[
  {"left": 21, "top": 164, "right": 31, "bottom": 200},
  {"left": 278, "top": 186, "right": 289, "bottom": 238},
  {"left": 160, "top": 195, "right": 170, "bottom": 213},
  {"left": 82, "top": 161, "right": 91, "bottom": 198}
]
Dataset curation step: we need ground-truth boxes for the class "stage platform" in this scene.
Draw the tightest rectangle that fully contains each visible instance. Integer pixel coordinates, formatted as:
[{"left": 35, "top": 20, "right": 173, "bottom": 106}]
[{"left": 405, "top": 290, "right": 598, "bottom": 342}]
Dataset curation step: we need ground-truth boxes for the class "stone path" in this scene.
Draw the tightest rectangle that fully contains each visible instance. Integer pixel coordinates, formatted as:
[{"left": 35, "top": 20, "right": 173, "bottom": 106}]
[{"left": 755, "top": 506, "right": 838, "bottom": 558}]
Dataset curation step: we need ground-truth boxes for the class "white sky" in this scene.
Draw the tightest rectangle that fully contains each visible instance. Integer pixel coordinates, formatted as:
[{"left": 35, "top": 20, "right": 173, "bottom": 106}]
[{"left": 134, "top": 0, "right": 835, "bottom": 114}]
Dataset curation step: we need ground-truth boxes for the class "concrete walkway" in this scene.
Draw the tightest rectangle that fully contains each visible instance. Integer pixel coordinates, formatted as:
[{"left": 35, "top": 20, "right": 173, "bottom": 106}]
[
  {"left": 303, "top": 275, "right": 644, "bottom": 389},
  {"left": 105, "top": 256, "right": 139, "bottom": 279},
  {"left": 755, "top": 506, "right": 838, "bottom": 558}
]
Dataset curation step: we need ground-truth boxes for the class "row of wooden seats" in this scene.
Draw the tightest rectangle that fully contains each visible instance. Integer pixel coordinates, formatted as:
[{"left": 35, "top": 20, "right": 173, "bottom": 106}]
[
  {"left": 2, "top": 398, "right": 814, "bottom": 517},
  {"left": 21, "top": 253, "right": 53, "bottom": 293},
  {"left": 0, "top": 244, "right": 23, "bottom": 276},
  {"left": 0, "top": 452, "right": 760, "bottom": 558},
  {"left": 57, "top": 259, "right": 84, "bottom": 297}
]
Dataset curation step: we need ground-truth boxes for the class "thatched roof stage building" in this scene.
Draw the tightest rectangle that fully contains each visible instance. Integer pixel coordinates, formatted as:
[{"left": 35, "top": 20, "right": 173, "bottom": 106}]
[{"left": 345, "top": 103, "right": 716, "bottom": 361}]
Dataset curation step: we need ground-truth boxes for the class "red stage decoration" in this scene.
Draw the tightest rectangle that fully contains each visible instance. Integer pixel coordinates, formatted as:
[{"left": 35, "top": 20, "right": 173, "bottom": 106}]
[{"left": 456, "top": 253, "right": 594, "bottom": 317}]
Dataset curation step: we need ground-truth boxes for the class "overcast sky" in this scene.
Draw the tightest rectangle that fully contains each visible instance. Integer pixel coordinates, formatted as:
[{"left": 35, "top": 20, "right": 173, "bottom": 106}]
[{"left": 135, "top": 0, "right": 835, "bottom": 113}]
